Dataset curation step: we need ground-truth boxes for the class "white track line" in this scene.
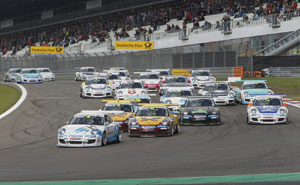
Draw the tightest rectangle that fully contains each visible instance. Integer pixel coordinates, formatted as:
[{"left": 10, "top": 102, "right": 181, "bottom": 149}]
[{"left": 0, "top": 84, "right": 27, "bottom": 120}]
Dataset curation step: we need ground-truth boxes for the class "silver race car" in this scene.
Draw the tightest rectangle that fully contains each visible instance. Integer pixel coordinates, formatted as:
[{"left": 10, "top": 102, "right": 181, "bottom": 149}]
[
  {"left": 80, "top": 78, "right": 113, "bottom": 98},
  {"left": 75, "top": 67, "right": 103, "bottom": 81},
  {"left": 38, "top": 68, "right": 55, "bottom": 81},
  {"left": 4, "top": 68, "right": 22, "bottom": 82}
]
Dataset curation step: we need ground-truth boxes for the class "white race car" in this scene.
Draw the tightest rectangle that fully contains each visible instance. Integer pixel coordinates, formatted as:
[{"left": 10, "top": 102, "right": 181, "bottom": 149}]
[
  {"left": 4, "top": 68, "right": 22, "bottom": 82},
  {"left": 57, "top": 110, "right": 122, "bottom": 147},
  {"left": 247, "top": 95, "right": 288, "bottom": 124},
  {"left": 159, "top": 75, "right": 192, "bottom": 95},
  {"left": 75, "top": 67, "right": 103, "bottom": 81},
  {"left": 116, "top": 81, "right": 148, "bottom": 100},
  {"left": 198, "top": 82, "right": 236, "bottom": 105},
  {"left": 188, "top": 70, "right": 216, "bottom": 89},
  {"left": 107, "top": 73, "right": 122, "bottom": 90},
  {"left": 16, "top": 68, "right": 43, "bottom": 84},
  {"left": 160, "top": 88, "right": 193, "bottom": 104},
  {"left": 135, "top": 72, "right": 161, "bottom": 92},
  {"left": 38, "top": 68, "right": 55, "bottom": 81},
  {"left": 80, "top": 78, "right": 113, "bottom": 98}
]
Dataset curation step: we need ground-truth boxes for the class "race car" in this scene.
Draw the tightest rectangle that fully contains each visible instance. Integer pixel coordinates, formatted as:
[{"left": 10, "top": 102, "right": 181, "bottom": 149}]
[
  {"left": 188, "top": 70, "right": 216, "bottom": 89},
  {"left": 135, "top": 72, "right": 161, "bottom": 92},
  {"left": 37, "top": 68, "right": 55, "bottom": 81},
  {"left": 128, "top": 103, "right": 179, "bottom": 137},
  {"left": 104, "top": 67, "right": 129, "bottom": 74},
  {"left": 236, "top": 80, "right": 274, "bottom": 104},
  {"left": 160, "top": 88, "right": 193, "bottom": 104},
  {"left": 159, "top": 75, "right": 192, "bottom": 95},
  {"left": 198, "top": 82, "right": 236, "bottom": 105},
  {"left": 247, "top": 95, "right": 288, "bottom": 125},
  {"left": 4, "top": 68, "right": 22, "bottom": 82},
  {"left": 116, "top": 81, "right": 148, "bottom": 100},
  {"left": 80, "top": 77, "right": 113, "bottom": 98},
  {"left": 16, "top": 68, "right": 43, "bottom": 84},
  {"left": 75, "top": 67, "right": 103, "bottom": 81},
  {"left": 146, "top": 69, "right": 171, "bottom": 81},
  {"left": 179, "top": 97, "right": 221, "bottom": 126},
  {"left": 57, "top": 110, "right": 121, "bottom": 147},
  {"left": 107, "top": 73, "right": 122, "bottom": 91},
  {"left": 101, "top": 100, "right": 137, "bottom": 131}
]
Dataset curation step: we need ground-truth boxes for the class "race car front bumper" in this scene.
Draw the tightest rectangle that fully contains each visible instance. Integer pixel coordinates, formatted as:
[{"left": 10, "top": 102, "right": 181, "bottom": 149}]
[
  {"left": 128, "top": 125, "right": 171, "bottom": 137},
  {"left": 83, "top": 90, "right": 113, "bottom": 98},
  {"left": 145, "top": 84, "right": 159, "bottom": 92},
  {"left": 248, "top": 113, "right": 288, "bottom": 124},
  {"left": 213, "top": 96, "right": 235, "bottom": 105},
  {"left": 181, "top": 114, "right": 220, "bottom": 125},
  {"left": 19, "top": 78, "right": 43, "bottom": 84},
  {"left": 57, "top": 135, "right": 102, "bottom": 147}
]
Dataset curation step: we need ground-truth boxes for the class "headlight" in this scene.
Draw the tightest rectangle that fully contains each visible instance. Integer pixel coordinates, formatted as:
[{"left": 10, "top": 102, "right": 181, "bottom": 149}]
[
  {"left": 268, "top": 90, "right": 274, "bottom": 95},
  {"left": 39, "top": 75, "right": 43, "bottom": 78},
  {"left": 183, "top": 112, "right": 188, "bottom": 115},
  {"left": 91, "top": 129, "right": 98, "bottom": 135},
  {"left": 141, "top": 91, "right": 146, "bottom": 94},
  {"left": 85, "top": 87, "right": 91, "bottom": 91},
  {"left": 251, "top": 108, "right": 257, "bottom": 114},
  {"left": 106, "top": 86, "right": 112, "bottom": 90},
  {"left": 58, "top": 128, "right": 66, "bottom": 135},
  {"left": 161, "top": 118, "right": 169, "bottom": 126},
  {"left": 22, "top": 75, "right": 27, "bottom": 79},
  {"left": 243, "top": 92, "right": 249, "bottom": 96},
  {"left": 130, "top": 118, "right": 137, "bottom": 125},
  {"left": 118, "top": 91, "right": 123, "bottom": 95},
  {"left": 228, "top": 91, "right": 235, "bottom": 97},
  {"left": 279, "top": 109, "right": 286, "bottom": 114}
]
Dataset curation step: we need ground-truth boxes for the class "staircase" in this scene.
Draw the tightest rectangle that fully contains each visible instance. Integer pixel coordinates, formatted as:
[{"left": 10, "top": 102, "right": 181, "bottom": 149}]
[{"left": 254, "top": 28, "right": 300, "bottom": 56}]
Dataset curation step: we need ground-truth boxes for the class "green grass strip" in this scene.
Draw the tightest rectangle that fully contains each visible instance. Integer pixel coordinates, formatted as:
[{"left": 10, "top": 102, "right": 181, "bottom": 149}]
[
  {"left": 2, "top": 172, "right": 300, "bottom": 185},
  {"left": 0, "top": 84, "right": 21, "bottom": 114}
]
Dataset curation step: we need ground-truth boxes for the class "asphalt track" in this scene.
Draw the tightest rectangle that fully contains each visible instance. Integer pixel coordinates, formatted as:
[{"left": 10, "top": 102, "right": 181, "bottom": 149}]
[{"left": 0, "top": 81, "right": 300, "bottom": 183}]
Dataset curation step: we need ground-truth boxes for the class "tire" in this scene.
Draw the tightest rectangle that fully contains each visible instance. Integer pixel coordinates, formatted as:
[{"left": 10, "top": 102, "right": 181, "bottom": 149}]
[
  {"left": 80, "top": 91, "right": 83, "bottom": 98},
  {"left": 175, "top": 124, "right": 179, "bottom": 134},
  {"left": 285, "top": 118, "right": 289, "bottom": 124},
  {"left": 116, "top": 130, "right": 122, "bottom": 143},
  {"left": 170, "top": 125, "right": 174, "bottom": 136},
  {"left": 101, "top": 132, "right": 107, "bottom": 146},
  {"left": 247, "top": 116, "right": 251, "bottom": 125}
]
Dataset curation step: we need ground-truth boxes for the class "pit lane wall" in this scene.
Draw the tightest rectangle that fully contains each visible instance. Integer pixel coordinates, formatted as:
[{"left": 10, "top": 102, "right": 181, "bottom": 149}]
[{"left": 0, "top": 51, "right": 240, "bottom": 78}]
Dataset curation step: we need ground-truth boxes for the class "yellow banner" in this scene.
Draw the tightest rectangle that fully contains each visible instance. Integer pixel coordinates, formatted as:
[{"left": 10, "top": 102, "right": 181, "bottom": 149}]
[
  {"left": 115, "top": 41, "right": 154, "bottom": 50},
  {"left": 172, "top": 69, "right": 191, "bottom": 76},
  {"left": 30, "top": 46, "right": 64, "bottom": 54}
]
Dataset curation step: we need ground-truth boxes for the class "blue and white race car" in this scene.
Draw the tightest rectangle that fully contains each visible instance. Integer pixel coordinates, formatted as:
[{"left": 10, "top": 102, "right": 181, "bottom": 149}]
[
  {"left": 57, "top": 111, "right": 122, "bottom": 147},
  {"left": 16, "top": 68, "right": 43, "bottom": 84},
  {"left": 236, "top": 80, "right": 274, "bottom": 104},
  {"left": 247, "top": 95, "right": 288, "bottom": 125}
]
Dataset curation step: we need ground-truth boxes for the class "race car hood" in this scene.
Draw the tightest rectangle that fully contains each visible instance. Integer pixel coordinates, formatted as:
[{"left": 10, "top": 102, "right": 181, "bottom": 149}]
[
  {"left": 90, "top": 84, "right": 107, "bottom": 89},
  {"left": 22, "top": 74, "right": 40, "bottom": 78},
  {"left": 244, "top": 89, "right": 270, "bottom": 95},
  {"left": 163, "top": 97, "right": 188, "bottom": 104},
  {"left": 182, "top": 107, "right": 218, "bottom": 115},
  {"left": 256, "top": 106, "right": 280, "bottom": 113},
  {"left": 143, "top": 79, "right": 160, "bottom": 84},
  {"left": 83, "top": 72, "right": 98, "bottom": 75},
  {"left": 62, "top": 125, "right": 103, "bottom": 135},
  {"left": 136, "top": 117, "right": 166, "bottom": 125}
]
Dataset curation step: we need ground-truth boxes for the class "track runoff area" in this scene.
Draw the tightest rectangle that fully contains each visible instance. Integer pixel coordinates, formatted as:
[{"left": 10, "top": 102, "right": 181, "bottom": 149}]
[{"left": 0, "top": 70, "right": 300, "bottom": 185}]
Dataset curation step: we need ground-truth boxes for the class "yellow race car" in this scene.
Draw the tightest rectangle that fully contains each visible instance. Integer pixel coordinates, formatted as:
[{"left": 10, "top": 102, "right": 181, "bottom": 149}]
[
  {"left": 128, "top": 103, "right": 179, "bottom": 137},
  {"left": 101, "top": 100, "right": 137, "bottom": 132}
]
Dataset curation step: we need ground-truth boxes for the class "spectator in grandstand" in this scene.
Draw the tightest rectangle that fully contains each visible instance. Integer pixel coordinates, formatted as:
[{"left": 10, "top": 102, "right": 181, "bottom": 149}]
[{"left": 191, "top": 19, "right": 200, "bottom": 32}]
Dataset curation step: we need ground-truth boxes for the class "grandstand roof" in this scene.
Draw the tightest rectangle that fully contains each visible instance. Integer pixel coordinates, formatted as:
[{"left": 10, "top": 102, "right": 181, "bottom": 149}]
[{"left": 0, "top": 0, "right": 86, "bottom": 20}]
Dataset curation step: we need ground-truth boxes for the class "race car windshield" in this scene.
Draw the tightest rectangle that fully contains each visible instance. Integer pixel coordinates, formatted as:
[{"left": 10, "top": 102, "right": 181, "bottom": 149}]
[
  {"left": 136, "top": 108, "right": 168, "bottom": 116},
  {"left": 192, "top": 72, "right": 210, "bottom": 77},
  {"left": 204, "top": 84, "right": 228, "bottom": 91},
  {"left": 103, "top": 104, "right": 133, "bottom": 112},
  {"left": 165, "top": 77, "right": 187, "bottom": 83},
  {"left": 81, "top": 68, "right": 96, "bottom": 72},
  {"left": 40, "top": 69, "right": 50, "bottom": 72},
  {"left": 86, "top": 79, "right": 107, "bottom": 85},
  {"left": 22, "top": 69, "right": 38, "bottom": 74},
  {"left": 120, "top": 83, "right": 143, "bottom": 89},
  {"left": 243, "top": 83, "right": 267, "bottom": 89},
  {"left": 167, "top": 91, "right": 192, "bottom": 97},
  {"left": 140, "top": 99, "right": 151, "bottom": 103},
  {"left": 186, "top": 99, "right": 214, "bottom": 107},
  {"left": 9, "top": 69, "right": 21, "bottom": 73},
  {"left": 253, "top": 98, "right": 283, "bottom": 106},
  {"left": 160, "top": 71, "right": 169, "bottom": 76},
  {"left": 69, "top": 116, "right": 104, "bottom": 125},
  {"left": 119, "top": 72, "right": 126, "bottom": 77},
  {"left": 149, "top": 74, "right": 159, "bottom": 79},
  {"left": 109, "top": 75, "right": 119, "bottom": 80}
]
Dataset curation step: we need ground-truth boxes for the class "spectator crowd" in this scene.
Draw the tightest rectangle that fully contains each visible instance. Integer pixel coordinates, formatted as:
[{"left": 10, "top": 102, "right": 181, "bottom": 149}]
[{"left": 1, "top": 0, "right": 300, "bottom": 56}]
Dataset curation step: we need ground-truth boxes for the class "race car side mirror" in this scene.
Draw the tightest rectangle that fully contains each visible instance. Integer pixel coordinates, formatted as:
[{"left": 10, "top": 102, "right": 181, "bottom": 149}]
[
  {"left": 249, "top": 103, "right": 253, "bottom": 106},
  {"left": 284, "top": 103, "right": 288, "bottom": 107}
]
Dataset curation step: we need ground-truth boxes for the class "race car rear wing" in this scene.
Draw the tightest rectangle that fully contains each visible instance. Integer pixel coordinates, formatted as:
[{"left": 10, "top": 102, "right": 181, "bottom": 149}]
[
  {"left": 99, "top": 111, "right": 125, "bottom": 115},
  {"left": 235, "top": 80, "right": 267, "bottom": 83},
  {"left": 101, "top": 100, "right": 140, "bottom": 104},
  {"left": 249, "top": 94, "right": 287, "bottom": 98},
  {"left": 138, "top": 103, "right": 179, "bottom": 107}
]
